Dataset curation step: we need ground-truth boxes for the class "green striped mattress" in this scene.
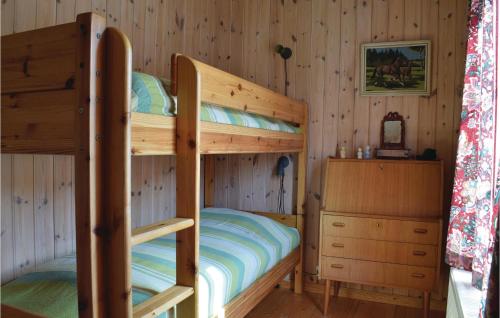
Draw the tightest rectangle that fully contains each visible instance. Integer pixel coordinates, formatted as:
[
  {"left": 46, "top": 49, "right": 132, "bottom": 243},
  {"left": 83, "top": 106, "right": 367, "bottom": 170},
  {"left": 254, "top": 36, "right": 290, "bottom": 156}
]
[
  {"left": 1, "top": 208, "right": 300, "bottom": 318},
  {"left": 131, "top": 72, "right": 301, "bottom": 134}
]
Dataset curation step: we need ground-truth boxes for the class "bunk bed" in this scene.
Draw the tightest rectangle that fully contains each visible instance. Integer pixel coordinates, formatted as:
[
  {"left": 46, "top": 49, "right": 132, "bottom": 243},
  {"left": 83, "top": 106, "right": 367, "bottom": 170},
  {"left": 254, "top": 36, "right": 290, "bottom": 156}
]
[{"left": 0, "top": 13, "right": 307, "bottom": 318}]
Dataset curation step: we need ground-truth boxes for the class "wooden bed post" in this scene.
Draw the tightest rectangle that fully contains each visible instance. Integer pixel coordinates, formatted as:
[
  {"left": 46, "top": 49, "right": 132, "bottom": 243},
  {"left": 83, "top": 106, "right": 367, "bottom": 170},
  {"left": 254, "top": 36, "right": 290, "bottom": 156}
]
[
  {"left": 176, "top": 55, "right": 201, "bottom": 318},
  {"left": 74, "top": 13, "right": 107, "bottom": 318},
  {"left": 204, "top": 155, "right": 215, "bottom": 208},
  {"left": 294, "top": 103, "right": 308, "bottom": 294},
  {"left": 103, "top": 28, "right": 133, "bottom": 317}
]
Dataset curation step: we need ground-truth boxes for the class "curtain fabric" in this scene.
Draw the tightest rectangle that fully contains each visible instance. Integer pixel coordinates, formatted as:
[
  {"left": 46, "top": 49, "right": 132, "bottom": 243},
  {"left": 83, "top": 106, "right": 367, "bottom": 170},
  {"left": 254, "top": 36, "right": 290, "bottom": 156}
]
[{"left": 445, "top": 0, "right": 499, "bottom": 317}]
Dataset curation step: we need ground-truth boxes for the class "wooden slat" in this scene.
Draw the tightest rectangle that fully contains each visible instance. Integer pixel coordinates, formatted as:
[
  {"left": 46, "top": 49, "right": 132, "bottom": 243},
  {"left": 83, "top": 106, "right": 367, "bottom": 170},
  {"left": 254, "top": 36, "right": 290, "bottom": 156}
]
[
  {"left": 131, "top": 157, "right": 143, "bottom": 229},
  {"left": 103, "top": 27, "right": 133, "bottom": 318},
  {"left": 1, "top": 0, "right": 15, "bottom": 36},
  {"left": 14, "top": 0, "right": 36, "bottom": 33},
  {"left": 56, "top": 0, "right": 76, "bottom": 25},
  {"left": 133, "top": 285, "right": 194, "bottom": 318},
  {"left": 35, "top": 0, "right": 57, "bottom": 28},
  {"left": 1, "top": 89, "right": 75, "bottom": 154},
  {"left": 13, "top": 154, "right": 35, "bottom": 277},
  {"left": 337, "top": 0, "right": 356, "bottom": 155},
  {"left": 1, "top": 22, "right": 77, "bottom": 94},
  {"left": 223, "top": 248, "right": 300, "bottom": 318},
  {"left": 1, "top": 154, "right": 14, "bottom": 283},
  {"left": 175, "top": 55, "right": 200, "bottom": 318},
  {"left": 131, "top": 218, "right": 194, "bottom": 246},
  {"left": 201, "top": 131, "right": 304, "bottom": 154},
  {"left": 132, "top": 0, "right": 146, "bottom": 71},
  {"left": 130, "top": 112, "right": 305, "bottom": 155},
  {"left": 227, "top": 155, "right": 240, "bottom": 209},
  {"left": 33, "top": 155, "right": 55, "bottom": 266},
  {"left": 304, "top": 0, "right": 327, "bottom": 277},
  {"left": 204, "top": 155, "right": 215, "bottom": 207},
  {"left": 352, "top": 0, "right": 372, "bottom": 151},
  {"left": 140, "top": 156, "right": 154, "bottom": 225},
  {"left": 172, "top": 55, "right": 306, "bottom": 125},
  {"left": 131, "top": 113, "right": 176, "bottom": 155},
  {"left": 202, "top": 121, "right": 303, "bottom": 141},
  {"left": 152, "top": 156, "right": 170, "bottom": 221},
  {"left": 53, "top": 156, "right": 74, "bottom": 257},
  {"left": 322, "top": 0, "right": 341, "bottom": 158},
  {"left": 294, "top": 104, "right": 308, "bottom": 294},
  {"left": 251, "top": 153, "right": 266, "bottom": 211},
  {"left": 143, "top": 0, "right": 158, "bottom": 73},
  {"left": 75, "top": 0, "right": 92, "bottom": 16},
  {"left": 73, "top": 12, "right": 106, "bottom": 318}
]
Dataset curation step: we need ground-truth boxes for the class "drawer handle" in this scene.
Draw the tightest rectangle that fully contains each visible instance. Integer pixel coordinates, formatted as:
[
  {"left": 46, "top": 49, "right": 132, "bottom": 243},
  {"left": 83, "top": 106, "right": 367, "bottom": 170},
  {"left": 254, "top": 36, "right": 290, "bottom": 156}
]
[
  {"left": 411, "top": 273, "right": 426, "bottom": 279},
  {"left": 330, "top": 264, "right": 344, "bottom": 269},
  {"left": 332, "top": 222, "right": 345, "bottom": 227},
  {"left": 414, "top": 228, "right": 428, "bottom": 234},
  {"left": 413, "top": 250, "right": 427, "bottom": 256},
  {"left": 331, "top": 243, "right": 345, "bottom": 248}
]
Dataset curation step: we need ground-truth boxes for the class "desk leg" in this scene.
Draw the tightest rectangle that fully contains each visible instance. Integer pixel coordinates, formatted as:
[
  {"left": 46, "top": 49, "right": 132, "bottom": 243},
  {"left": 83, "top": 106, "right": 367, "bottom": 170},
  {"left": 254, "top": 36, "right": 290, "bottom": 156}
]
[
  {"left": 333, "top": 281, "right": 340, "bottom": 297},
  {"left": 423, "top": 290, "right": 430, "bottom": 318},
  {"left": 323, "top": 279, "right": 331, "bottom": 316}
]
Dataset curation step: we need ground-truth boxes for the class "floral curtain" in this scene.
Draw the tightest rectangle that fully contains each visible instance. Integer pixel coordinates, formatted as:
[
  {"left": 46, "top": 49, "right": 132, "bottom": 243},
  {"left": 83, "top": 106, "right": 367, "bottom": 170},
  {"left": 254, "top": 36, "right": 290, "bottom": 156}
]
[{"left": 445, "top": 0, "right": 499, "bottom": 317}]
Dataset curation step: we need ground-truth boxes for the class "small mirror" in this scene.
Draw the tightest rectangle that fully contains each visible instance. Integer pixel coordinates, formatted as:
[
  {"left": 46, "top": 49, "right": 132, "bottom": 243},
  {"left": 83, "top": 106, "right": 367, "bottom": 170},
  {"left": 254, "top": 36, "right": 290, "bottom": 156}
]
[
  {"left": 380, "top": 112, "right": 405, "bottom": 149},
  {"left": 384, "top": 121, "right": 402, "bottom": 144}
]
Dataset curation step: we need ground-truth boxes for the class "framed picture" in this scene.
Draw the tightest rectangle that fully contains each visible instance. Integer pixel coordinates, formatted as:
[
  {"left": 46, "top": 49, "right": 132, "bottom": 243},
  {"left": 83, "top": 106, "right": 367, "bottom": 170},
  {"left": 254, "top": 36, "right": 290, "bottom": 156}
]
[{"left": 360, "top": 40, "right": 431, "bottom": 96}]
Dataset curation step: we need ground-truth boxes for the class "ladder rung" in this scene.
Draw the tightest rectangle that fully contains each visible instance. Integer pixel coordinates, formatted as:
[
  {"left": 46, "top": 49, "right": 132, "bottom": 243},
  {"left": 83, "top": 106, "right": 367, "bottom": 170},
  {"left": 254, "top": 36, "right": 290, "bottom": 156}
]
[
  {"left": 133, "top": 285, "right": 194, "bottom": 318},
  {"left": 131, "top": 218, "right": 194, "bottom": 246}
]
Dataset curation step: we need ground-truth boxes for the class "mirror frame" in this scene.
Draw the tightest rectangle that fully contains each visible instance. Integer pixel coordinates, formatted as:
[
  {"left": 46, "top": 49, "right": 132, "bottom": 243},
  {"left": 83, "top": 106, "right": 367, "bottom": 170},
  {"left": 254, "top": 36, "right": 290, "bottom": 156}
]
[{"left": 380, "top": 112, "right": 405, "bottom": 149}]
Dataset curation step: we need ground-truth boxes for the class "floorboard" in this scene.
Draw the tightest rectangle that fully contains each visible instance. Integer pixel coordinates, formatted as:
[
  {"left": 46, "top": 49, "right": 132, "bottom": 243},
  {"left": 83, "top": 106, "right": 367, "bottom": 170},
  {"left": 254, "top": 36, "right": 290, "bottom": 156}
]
[{"left": 246, "top": 287, "right": 446, "bottom": 318}]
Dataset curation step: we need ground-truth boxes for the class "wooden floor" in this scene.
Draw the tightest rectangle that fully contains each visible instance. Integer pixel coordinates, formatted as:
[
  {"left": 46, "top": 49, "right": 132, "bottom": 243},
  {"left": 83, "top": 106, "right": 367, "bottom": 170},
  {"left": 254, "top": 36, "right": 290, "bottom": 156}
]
[{"left": 246, "top": 288, "right": 446, "bottom": 318}]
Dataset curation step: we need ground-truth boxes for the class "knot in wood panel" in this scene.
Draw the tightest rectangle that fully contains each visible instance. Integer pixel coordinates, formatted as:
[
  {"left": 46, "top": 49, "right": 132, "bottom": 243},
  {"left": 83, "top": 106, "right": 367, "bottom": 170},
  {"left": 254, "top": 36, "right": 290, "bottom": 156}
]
[
  {"left": 122, "top": 288, "right": 132, "bottom": 300},
  {"left": 188, "top": 139, "right": 196, "bottom": 149},
  {"left": 22, "top": 58, "right": 30, "bottom": 77}
]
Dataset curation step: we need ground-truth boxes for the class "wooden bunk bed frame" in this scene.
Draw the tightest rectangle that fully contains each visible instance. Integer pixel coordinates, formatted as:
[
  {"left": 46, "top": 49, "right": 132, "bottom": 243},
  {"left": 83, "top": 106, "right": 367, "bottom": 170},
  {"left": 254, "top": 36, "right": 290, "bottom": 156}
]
[{"left": 1, "top": 13, "right": 307, "bottom": 318}]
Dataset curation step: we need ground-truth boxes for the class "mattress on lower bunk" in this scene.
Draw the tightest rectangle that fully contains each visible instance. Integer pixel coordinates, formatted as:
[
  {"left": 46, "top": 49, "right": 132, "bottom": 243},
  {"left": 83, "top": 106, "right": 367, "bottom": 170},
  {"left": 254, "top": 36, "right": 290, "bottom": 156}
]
[
  {"left": 1, "top": 208, "right": 300, "bottom": 318},
  {"left": 132, "top": 72, "right": 302, "bottom": 134}
]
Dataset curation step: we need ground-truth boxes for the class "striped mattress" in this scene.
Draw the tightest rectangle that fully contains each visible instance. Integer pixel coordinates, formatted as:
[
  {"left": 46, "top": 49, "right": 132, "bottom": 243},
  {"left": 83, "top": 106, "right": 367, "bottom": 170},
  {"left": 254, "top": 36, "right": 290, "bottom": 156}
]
[
  {"left": 1, "top": 208, "right": 300, "bottom": 318},
  {"left": 131, "top": 72, "right": 302, "bottom": 134}
]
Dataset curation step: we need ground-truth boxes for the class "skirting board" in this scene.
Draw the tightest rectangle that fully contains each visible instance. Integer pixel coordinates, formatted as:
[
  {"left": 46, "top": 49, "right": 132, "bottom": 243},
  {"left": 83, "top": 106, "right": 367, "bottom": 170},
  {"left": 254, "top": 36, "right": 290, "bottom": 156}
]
[{"left": 279, "top": 280, "right": 447, "bottom": 312}]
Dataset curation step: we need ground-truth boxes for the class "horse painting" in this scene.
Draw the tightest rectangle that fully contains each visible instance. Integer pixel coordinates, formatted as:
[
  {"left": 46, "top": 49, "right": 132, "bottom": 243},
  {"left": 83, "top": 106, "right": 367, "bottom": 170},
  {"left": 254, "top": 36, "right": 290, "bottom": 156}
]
[{"left": 361, "top": 41, "right": 430, "bottom": 96}]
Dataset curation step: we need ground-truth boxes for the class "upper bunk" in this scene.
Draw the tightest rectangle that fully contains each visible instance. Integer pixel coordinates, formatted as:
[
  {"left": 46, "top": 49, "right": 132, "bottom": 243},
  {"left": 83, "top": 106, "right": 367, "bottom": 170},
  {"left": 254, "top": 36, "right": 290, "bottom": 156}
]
[{"left": 1, "top": 13, "right": 307, "bottom": 156}]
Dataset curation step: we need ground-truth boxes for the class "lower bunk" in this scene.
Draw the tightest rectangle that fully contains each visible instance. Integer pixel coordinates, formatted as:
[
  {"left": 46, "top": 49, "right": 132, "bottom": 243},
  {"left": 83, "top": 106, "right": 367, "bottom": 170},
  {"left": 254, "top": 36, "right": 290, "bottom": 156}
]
[{"left": 1, "top": 208, "right": 300, "bottom": 318}]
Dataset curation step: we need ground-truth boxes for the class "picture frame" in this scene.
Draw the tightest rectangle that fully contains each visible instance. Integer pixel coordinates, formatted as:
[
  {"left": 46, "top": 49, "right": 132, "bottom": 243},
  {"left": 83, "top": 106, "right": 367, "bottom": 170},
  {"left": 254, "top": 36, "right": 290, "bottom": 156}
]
[{"left": 360, "top": 40, "right": 431, "bottom": 96}]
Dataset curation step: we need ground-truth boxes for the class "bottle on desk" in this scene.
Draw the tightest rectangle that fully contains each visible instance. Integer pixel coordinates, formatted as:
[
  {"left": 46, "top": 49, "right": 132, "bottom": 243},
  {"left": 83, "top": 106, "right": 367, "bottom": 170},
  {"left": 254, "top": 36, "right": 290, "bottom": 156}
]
[
  {"left": 340, "top": 146, "right": 346, "bottom": 159},
  {"left": 364, "top": 145, "right": 371, "bottom": 159}
]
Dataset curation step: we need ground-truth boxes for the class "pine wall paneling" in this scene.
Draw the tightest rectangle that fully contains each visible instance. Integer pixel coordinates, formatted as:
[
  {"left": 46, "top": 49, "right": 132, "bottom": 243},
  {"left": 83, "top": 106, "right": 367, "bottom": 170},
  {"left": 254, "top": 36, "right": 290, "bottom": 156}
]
[{"left": 1, "top": 0, "right": 467, "bottom": 303}]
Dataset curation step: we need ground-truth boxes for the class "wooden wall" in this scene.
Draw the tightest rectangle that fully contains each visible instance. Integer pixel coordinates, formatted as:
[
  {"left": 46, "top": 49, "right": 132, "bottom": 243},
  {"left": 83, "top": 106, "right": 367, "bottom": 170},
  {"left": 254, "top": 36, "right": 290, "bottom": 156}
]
[
  {"left": 1, "top": 0, "right": 467, "bottom": 301},
  {"left": 1, "top": 155, "right": 75, "bottom": 283}
]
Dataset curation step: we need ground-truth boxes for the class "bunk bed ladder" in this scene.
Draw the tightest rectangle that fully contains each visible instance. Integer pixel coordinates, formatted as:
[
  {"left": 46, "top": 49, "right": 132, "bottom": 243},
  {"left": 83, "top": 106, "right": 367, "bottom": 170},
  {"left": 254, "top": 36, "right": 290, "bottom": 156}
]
[
  {"left": 132, "top": 55, "right": 201, "bottom": 318},
  {"left": 130, "top": 218, "right": 196, "bottom": 318},
  {"left": 103, "top": 24, "right": 199, "bottom": 318}
]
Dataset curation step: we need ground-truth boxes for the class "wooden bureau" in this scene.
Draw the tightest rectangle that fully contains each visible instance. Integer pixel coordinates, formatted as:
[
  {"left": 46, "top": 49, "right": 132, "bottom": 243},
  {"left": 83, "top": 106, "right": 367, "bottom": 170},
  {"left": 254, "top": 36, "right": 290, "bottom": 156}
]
[{"left": 319, "top": 158, "right": 443, "bottom": 318}]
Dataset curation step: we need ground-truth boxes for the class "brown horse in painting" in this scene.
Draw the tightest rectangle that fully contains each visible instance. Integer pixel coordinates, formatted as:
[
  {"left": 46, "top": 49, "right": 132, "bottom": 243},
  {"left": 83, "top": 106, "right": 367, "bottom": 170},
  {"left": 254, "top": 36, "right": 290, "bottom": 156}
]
[{"left": 371, "top": 56, "right": 409, "bottom": 85}]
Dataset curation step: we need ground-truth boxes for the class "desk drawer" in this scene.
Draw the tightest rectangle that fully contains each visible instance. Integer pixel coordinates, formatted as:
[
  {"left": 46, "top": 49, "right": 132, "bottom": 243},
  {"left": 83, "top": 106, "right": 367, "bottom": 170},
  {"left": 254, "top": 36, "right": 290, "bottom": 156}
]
[
  {"left": 322, "top": 236, "right": 437, "bottom": 267},
  {"left": 321, "top": 257, "right": 436, "bottom": 290},
  {"left": 321, "top": 256, "right": 351, "bottom": 281},
  {"left": 322, "top": 215, "right": 439, "bottom": 244},
  {"left": 321, "top": 257, "right": 384, "bottom": 284},
  {"left": 384, "top": 264, "right": 436, "bottom": 290}
]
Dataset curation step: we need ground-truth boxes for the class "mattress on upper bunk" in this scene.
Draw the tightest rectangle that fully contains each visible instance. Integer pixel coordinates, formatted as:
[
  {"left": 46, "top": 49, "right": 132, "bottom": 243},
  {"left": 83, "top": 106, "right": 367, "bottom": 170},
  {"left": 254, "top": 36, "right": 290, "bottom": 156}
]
[
  {"left": 132, "top": 72, "right": 302, "bottom": 134},
  {"left": 1, "top": 208, "right": 300, "bottom": 318}
]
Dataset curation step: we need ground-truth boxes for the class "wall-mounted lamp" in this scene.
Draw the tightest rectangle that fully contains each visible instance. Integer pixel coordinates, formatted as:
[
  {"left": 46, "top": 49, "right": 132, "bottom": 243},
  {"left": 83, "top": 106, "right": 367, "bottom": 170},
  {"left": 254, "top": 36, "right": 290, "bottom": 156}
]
[{"left": 275, "top": 44, "right": 293, "bottom": 96}]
